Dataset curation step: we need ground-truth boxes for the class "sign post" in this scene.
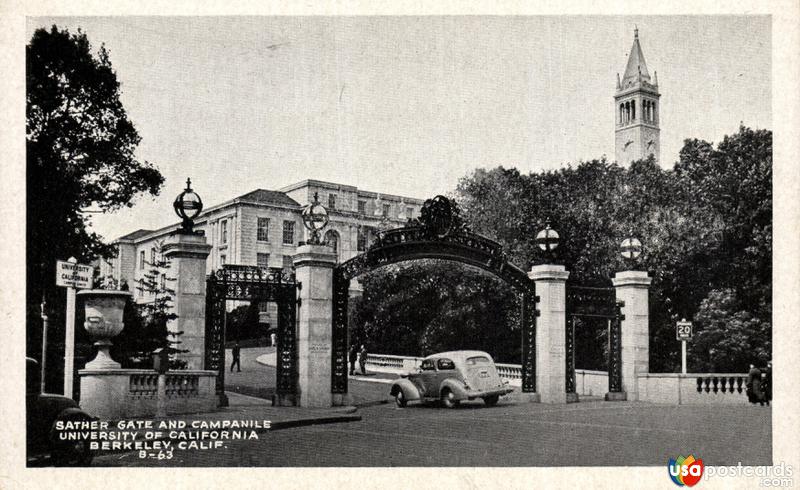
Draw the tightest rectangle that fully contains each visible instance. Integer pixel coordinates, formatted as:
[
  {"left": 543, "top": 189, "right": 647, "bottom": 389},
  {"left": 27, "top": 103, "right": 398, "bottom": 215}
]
[
  {"left": 40, "top": 295, "right": 48, "bottom": 393},
  {"left": 56, "top": 258, "right": 94, "bottom": 398},
  {"left": 676, "top": 318, "right": 693, "bottom": 374}
]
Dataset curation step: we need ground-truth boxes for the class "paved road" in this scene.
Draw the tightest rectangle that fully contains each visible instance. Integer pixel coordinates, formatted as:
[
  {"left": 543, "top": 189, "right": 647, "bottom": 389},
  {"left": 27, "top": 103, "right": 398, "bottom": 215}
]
[
  {"left": 224, "top": 347, "right": 391, "bottom": 406},
  {"left": 95, "top": 400, "right": 771, "bottom": 467},
  {"left": 94, "top": 348, "right": 771, "bottom": 467}
]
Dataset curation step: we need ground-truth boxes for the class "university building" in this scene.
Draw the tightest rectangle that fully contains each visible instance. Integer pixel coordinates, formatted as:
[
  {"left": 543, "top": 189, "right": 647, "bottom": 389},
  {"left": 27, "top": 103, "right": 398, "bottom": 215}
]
[{"left": 100, "top": 179, "right": 425, "bottom": 301}]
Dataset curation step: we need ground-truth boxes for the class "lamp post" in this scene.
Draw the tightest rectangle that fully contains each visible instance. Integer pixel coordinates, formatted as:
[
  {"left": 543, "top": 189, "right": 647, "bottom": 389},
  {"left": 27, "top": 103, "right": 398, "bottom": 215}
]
[
  {"left": 620, "top": 232, "right": 643, "bottom": 265},
  {"left": 173, "top": 178, "right": 204, "bottom": 234},
  {"left": 301, "top": 192, "right": 330, "bottom": 245},
  {"left": 535, "top": 220, "right": 560, "bottom": 262}
]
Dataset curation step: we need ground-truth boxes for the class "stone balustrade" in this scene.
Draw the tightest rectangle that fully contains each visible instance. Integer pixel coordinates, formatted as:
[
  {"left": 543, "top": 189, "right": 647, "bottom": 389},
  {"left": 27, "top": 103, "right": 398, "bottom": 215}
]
[
  {"left": 79, "top": 368, "right": 217, "bottom": 420},
  {"left": 129, "top": 372, "right": 201, "bottom": 397},
  {"left": 364, "top": 353, "right": 750, "bottom": 405},
  {"left": 637, "top": 373, "right": 750, "bottom": 405}
]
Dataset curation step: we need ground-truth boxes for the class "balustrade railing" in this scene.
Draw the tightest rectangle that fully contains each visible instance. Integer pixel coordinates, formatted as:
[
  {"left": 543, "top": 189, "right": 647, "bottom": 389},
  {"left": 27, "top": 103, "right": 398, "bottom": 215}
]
[
  {"left": 695, "top": 375, "right": 747, "bottom": 395},
  {"left": 364, "top": 354, "right": 749, "bottom": 403},
  {"left": 129, "top": 372, "right": 201, "bottom": 398},
  {"left": 495, "top": 363, "right": 522, "bottom": 380}
]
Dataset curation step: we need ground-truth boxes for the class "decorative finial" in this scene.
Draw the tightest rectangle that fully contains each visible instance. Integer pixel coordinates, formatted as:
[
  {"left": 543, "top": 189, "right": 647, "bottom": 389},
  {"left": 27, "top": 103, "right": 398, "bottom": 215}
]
[
  {"left": 634, "top": 26, "right": 639, "bottom": 38},
  {"left": 313, "top": 191, "right": 319, "bottom": 204},
  {"left": 185, "top": 177, "right": 192, "bottom": 190}
]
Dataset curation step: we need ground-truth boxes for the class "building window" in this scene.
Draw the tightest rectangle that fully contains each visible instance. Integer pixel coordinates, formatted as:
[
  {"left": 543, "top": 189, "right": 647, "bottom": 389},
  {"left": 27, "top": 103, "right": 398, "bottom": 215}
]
[
  {"left": 406, "top": 207, "right": 413, "bottom": 219},
  {"left": 139, "top": 250, "right": 145, "bottom": 270},
  {"left": 357, "top": 200, "right": 366, "bottom": 214},
  {"left": 328, "top": 194, "right": 336, "bottom": 210},
  {"left": 220, "top": 254, "right": 226, "bottom": 266},
  {"left": 257, "top": 217, "right": 270, "bottom": 242},
  {"left": 282, "top": 221, "right": 295, "bottom": 245},
  {"left": 159, "top": 273, "right": 166, "bottom": 290},
  {"left": 150, "top": 247, "right": 156, "bottom": 265},
  {"left": 220, "top": 220, "right": 228, "bottom": 245},
  {"left": 282, "top": 255, "right": 293, "bottom": 271},
  {"left": 382, "top": 203, "right": 390, "bottom": 217},
  {"left": 324, "top": 230, "right": 339, "bottom": 254},
  {"left": 357, "top": 228, "right": 367, "bottom": 252},
  {"left": 257, "top": 253, "right": 270, "bottom": 269}
]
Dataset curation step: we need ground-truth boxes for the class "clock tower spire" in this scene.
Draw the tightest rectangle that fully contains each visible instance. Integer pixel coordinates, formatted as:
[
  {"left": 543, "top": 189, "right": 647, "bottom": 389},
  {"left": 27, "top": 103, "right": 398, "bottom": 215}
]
[{"left": 615, "top": 28, "right": 661, "bottom": 166}]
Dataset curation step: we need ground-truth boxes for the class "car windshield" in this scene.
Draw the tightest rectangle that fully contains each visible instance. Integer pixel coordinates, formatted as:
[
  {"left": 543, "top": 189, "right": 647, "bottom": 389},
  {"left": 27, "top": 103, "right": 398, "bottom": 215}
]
[{"left": 465, "top": 356, "right": 491, "bottom": 366}]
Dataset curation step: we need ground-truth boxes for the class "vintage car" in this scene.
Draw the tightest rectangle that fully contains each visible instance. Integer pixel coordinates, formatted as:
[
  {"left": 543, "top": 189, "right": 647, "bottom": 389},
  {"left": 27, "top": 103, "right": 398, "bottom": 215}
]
[
  {"left": 26, "top": 358, "right": 95, "bottom": 466},
  {"left": 389, "top": 351, "right": 514, "bottom": 408}
]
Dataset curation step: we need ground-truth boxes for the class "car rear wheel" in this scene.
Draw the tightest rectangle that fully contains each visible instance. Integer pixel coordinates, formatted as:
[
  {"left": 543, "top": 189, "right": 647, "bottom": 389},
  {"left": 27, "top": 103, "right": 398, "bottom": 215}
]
[
  {"left": 395, "top": 390, "right": 408, "bottom": 408},
  {"left": 441, "top": 388, "right": 459, "bottom": 409},
  {"left": 483, "top": 394, "right": 500, "bottom": 406}
]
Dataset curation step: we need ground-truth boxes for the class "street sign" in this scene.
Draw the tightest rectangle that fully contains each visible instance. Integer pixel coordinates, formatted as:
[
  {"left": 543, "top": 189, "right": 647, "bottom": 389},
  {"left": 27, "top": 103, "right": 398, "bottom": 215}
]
[
  {"left": 55, "top": 258, "right": 94, "bottom": 399},
  {"left": 56, "top": 260, "right": 94, "bottom": 289},
  {"left": 676, "top": 319, "right": 693, "bottom": 341}
]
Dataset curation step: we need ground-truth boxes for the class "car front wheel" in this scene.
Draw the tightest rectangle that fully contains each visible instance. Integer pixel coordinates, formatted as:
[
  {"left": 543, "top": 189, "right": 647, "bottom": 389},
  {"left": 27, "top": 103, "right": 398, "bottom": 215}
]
[
  {"left": 483, "top": 394, "right": 500, "bottom": 406},
  {"left": 395, "top": 390, "right": 408, "bottom": 408},
  {"left": 441, "top": 388, "right": 460, "bottom": 409}
]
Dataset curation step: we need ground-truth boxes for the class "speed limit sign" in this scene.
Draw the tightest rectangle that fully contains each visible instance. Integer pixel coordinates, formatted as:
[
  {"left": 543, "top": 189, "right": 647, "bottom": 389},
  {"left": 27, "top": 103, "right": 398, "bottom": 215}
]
[{"left": 676, "top": 319, "right": 693, "bottom": 341}]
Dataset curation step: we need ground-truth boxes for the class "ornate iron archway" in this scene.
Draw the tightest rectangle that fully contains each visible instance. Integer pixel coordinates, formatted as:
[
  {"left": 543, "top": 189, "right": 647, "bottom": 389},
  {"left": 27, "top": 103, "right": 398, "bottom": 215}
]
[
  {"left": 331, "top": 196, "right": 539, "bottom": 395},
  {"left": 205, "top": 265, "right": 298, "bottom": 406},
  {"left": 565, "top": 284, "right": 625, "bottom": 401}
]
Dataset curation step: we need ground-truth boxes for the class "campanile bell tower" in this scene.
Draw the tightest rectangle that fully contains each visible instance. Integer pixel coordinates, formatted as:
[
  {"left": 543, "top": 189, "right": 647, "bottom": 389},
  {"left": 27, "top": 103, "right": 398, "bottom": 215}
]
[{"left": 615, "top": 28, "right": 661, "bottom": 166}]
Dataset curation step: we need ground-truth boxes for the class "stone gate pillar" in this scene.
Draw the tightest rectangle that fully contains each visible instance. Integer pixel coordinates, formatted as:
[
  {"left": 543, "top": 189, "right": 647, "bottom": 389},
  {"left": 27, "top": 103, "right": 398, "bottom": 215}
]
[
  {"left": 612, "top": 270, "right": 652, "bottom": 401},
  {"left": 529, "top": 264, "right": 570, "bottom": 404},
  {"left": 162, "top": 232, "right": 212, "bottom": 370},
  {"left": 293, "top": 244, "right": 337, "bottom": 408}
]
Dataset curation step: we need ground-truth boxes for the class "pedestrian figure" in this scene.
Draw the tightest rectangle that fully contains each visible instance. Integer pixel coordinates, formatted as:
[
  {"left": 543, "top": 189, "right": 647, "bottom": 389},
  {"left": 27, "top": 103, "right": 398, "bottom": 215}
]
[
  {"left": 359, "top": 344, "right": 368, "bottom": 375},
  {"left": 231, "top": 342, "right": 241, "bottom": 372},
  {"left": 746, "top": 363, "right": 763, "bottom": 405},
  {"left": 270, "top": 332, "right": 277, "bottom": 347},
  {"left": 763, "top": 361, "right": 772, "bottom": 406},
  {"left": 349, "top": 344, "right": 358, "bottom": 376}
]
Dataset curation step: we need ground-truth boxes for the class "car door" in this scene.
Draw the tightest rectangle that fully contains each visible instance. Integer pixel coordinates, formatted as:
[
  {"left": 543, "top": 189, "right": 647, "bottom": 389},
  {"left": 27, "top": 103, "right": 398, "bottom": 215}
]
[
  {"left": 432, "top": 357, "right": 458, "bottom": 394},
  {"left": 412, "top": 359, "right": 437, "bottom": 398}
]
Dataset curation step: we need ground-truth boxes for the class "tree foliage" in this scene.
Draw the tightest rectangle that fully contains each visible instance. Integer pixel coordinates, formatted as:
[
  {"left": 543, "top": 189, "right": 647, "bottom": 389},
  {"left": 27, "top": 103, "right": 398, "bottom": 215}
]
[
  {"left": 26, "top": 26, "right": 164, "bottom": 360},
  {"left": 351, "top": 126, "right": 771, "bottom": 372},
  {"left": 349, "top": 260, "right": 520, "bottom": 362},
  {"left": 111, "top": 242, "right": 187, "bottom": 369}
]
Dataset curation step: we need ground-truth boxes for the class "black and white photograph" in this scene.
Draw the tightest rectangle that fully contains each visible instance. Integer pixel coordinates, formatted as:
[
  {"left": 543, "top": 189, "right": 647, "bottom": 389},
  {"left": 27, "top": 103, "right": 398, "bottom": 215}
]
[{"left": 2, "top": 3, "right": 799, "bottom": 488}]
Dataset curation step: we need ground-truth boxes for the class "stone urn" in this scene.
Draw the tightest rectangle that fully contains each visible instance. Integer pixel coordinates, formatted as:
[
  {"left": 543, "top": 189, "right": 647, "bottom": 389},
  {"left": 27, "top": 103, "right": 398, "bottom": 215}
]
[{"left": 77, "top": 289, "right": 132, "bottom": 369}]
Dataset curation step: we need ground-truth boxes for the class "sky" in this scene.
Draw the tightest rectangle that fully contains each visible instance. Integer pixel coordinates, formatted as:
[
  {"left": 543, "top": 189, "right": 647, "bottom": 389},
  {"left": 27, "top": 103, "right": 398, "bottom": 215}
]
[{"left": 26, "top": 16, "right": 772, "bottom": 242}]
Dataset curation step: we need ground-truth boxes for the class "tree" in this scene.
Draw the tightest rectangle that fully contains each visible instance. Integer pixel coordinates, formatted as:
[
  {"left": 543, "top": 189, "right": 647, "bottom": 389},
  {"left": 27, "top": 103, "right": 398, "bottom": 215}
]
[
  {"left": 352, "top": 126, "right": 771, "bottom": 373},
  {"left": 26, "top": 26, "right": 164, "bottom": 362},
  {"left": 349, "top": 260, "right": 521, "bottom": 362},
  {"left": 112, "top": 242, "right": 187, "bottom": 369}
]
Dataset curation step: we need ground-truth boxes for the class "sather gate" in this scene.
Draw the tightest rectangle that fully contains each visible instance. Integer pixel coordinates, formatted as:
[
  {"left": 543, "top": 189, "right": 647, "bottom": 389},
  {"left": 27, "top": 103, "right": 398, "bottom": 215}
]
[{"left": 330, "top": 196, "right": 540, "bottom": 397}]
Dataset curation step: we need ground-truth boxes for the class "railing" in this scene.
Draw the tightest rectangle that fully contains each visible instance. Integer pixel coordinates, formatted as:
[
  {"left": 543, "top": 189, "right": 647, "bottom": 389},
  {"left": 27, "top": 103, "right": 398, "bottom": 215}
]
[
  {"left": 365, "top": 354, "right": 413, "bottom": 371},
  {"left": 364, "top": 353, "right": 751, "bottom": 404},
  {"left": 129, "top": 372, "right": 201, "bottom": 398},
  {"left": 495, "top": 363, "right": 522, "bottom": 381},
  {"left": 696, "top": 375, "right": 746, "bottom": 394},
  {"left": 636, "top": 373, "right": 750, "bottom": 405}
]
